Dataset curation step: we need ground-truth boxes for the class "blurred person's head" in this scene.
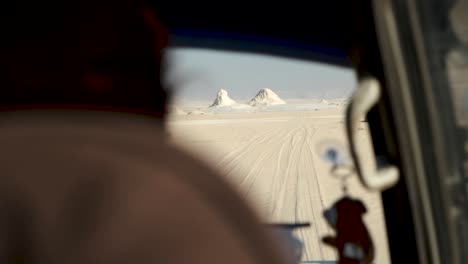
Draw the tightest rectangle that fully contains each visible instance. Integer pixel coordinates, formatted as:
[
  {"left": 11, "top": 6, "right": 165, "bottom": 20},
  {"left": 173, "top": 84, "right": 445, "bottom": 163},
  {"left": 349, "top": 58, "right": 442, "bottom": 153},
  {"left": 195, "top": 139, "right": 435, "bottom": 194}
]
[{"left": 0, "top": 0, "right": 170, "bottom": 119}]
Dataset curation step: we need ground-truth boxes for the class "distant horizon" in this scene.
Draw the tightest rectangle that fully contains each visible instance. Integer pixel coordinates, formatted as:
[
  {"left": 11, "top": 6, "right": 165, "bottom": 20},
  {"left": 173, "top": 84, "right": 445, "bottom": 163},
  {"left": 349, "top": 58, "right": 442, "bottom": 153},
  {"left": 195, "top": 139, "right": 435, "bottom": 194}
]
[
  {"left": 164, "top": 47, "right": 356, "bottom": 101},
  {"left": 172, "top": 88, "right": 352, "bottom": 103},
  {"left": 171, "top": 95, "right": 350, "bottom": 108}
]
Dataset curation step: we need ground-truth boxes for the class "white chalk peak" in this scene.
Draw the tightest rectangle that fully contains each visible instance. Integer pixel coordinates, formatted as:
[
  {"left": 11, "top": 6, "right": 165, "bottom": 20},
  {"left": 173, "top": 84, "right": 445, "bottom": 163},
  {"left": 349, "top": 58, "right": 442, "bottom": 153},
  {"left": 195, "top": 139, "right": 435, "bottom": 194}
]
[
  {"left": 249, "top": 88, "right": 286, "bottom": 106},
  {"left": 210, "top": 89, "right": 237, "bottom": 107}
]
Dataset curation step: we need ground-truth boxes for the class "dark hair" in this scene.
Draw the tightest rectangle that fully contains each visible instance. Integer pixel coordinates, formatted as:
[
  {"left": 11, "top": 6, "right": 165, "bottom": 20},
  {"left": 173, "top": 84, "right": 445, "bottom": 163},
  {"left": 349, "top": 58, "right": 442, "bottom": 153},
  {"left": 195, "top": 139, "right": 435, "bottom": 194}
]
[{"left": 0, "top": 0, "right": 170, "bottom": 118}]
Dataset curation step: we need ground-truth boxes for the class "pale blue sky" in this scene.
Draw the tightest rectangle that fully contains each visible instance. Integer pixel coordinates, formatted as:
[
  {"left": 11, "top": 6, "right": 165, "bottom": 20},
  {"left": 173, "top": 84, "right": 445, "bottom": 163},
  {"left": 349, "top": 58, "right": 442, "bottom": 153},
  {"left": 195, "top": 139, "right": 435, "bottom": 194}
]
[{"left": 164, "top": 48, "right": 356, "bottom": 101}]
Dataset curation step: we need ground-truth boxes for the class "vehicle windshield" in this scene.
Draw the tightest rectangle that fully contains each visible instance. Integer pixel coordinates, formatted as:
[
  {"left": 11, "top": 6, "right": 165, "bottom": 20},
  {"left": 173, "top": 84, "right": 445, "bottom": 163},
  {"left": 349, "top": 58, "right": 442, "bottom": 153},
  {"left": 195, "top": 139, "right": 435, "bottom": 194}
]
[{"left": 164, "top": 47, "right": 391, "bottom": 263}]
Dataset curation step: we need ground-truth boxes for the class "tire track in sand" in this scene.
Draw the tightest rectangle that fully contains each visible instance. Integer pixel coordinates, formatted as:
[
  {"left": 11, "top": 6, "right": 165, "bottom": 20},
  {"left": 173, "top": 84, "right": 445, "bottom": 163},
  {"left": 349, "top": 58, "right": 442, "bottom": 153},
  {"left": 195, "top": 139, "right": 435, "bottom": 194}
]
[
  {"left": 237, "top": 128, "right": 299, "bottom": 189},
  {"left": 271, "top": 126, "right": 307, "bottom": 219},
  {"left": 242, "top": 127, "right": 301, "bottom": 200},
  {"left": 216, "top": 127, "right": 278, "bottom": 167},
  {"left": 217, "top": 128, "right": 280, "bottom": 180}
]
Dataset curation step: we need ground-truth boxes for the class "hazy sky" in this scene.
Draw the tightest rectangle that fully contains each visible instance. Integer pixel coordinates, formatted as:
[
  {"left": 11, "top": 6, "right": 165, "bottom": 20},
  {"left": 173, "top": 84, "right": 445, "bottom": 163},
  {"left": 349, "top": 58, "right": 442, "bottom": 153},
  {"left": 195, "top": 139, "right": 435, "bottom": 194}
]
[{"left": 164, "top": 48, "right": 356, "bottom": 101}]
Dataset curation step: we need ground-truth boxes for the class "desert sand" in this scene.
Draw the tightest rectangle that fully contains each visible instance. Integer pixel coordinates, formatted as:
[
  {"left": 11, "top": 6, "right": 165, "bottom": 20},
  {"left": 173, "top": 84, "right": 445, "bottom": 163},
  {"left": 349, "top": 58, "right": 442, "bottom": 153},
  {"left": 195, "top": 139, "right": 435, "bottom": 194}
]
[{"left": 167, "top": 105, "right": 390, "bottom": 263}]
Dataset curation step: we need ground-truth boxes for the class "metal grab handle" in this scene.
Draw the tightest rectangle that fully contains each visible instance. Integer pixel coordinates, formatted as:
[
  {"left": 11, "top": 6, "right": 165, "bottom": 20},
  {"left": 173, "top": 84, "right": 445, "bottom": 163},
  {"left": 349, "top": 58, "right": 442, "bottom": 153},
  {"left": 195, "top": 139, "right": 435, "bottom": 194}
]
[{"left": 346, "top": 77, "right": 400, "bottom": 191}]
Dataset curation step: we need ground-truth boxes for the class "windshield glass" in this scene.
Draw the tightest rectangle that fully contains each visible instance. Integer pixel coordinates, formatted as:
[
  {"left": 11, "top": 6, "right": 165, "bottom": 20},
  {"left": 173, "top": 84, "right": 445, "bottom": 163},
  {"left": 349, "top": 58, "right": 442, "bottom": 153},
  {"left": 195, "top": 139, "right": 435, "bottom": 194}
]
[{"left": 164, "top": 47, "right": 391, "bottom": 263}]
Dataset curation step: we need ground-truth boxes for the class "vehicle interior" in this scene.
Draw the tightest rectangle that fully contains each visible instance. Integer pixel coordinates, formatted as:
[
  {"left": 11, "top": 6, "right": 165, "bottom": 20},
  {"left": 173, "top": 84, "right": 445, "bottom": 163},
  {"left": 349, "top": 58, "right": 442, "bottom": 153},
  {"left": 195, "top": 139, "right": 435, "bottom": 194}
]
[{"left": 157, "top": 0, "right": 468, "bottom": 263}]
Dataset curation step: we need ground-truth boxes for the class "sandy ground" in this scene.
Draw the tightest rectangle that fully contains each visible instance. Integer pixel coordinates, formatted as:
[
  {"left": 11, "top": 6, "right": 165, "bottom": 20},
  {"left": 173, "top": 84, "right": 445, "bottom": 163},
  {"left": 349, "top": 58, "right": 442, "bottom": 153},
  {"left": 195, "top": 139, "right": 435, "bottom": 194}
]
[{"left": 167, "top": 107, "right": 390, "bottom": 263}]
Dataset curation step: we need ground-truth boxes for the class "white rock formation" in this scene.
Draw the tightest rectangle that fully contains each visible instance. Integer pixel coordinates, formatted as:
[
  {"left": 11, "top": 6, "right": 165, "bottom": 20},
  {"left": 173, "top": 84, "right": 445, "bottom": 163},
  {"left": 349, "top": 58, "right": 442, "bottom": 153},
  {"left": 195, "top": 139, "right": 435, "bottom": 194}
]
[{"left": 249, "top": 88, "right": 286, "bottom": 106}]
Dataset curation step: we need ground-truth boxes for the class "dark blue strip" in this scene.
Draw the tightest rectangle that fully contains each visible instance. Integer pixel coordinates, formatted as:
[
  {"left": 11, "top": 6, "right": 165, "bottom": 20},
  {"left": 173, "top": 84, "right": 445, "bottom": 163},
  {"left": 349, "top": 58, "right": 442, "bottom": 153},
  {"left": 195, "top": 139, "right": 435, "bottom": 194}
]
[{"left": 169, "top": 27, "right": 348, "bottom": 58}]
